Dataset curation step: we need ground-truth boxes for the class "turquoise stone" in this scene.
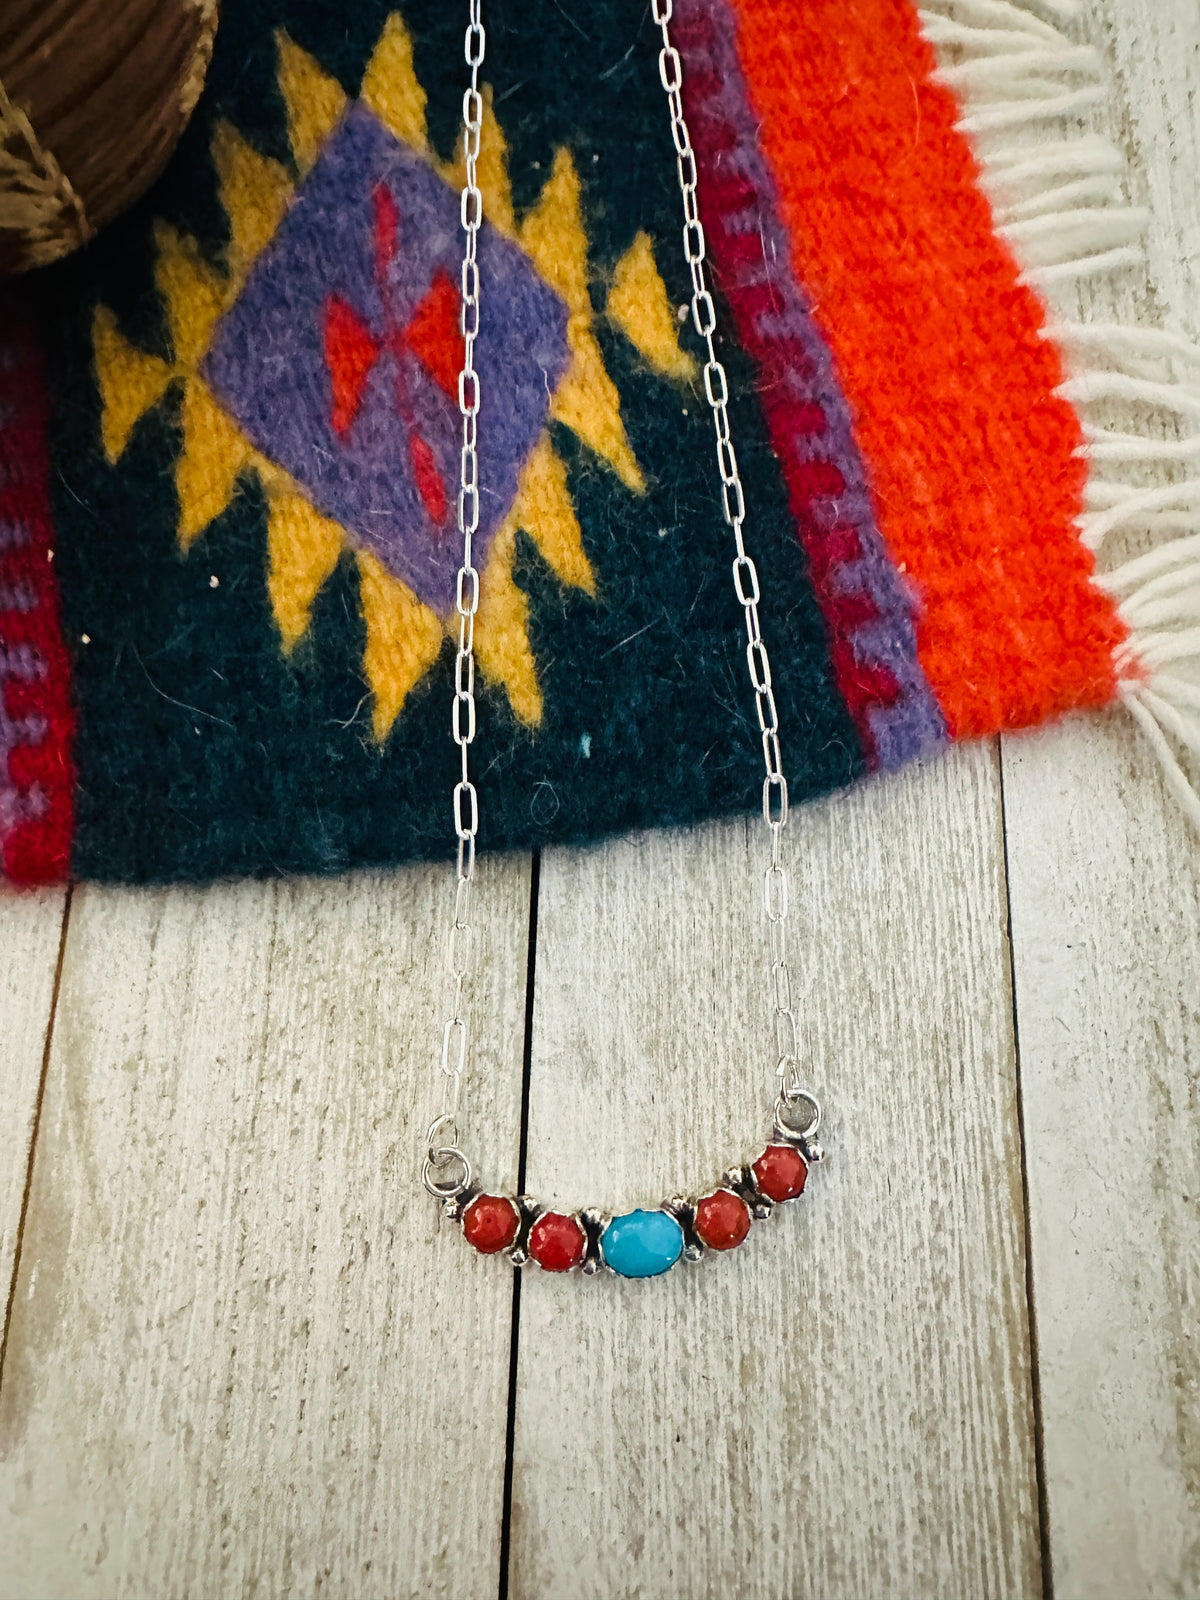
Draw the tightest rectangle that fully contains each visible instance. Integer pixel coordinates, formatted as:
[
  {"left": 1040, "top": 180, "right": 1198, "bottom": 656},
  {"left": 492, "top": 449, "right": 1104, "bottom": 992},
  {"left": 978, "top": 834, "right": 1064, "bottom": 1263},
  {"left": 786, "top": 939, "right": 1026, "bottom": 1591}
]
[{"left": 601, "top": 1209, "right": 684, "bottom": 1279}]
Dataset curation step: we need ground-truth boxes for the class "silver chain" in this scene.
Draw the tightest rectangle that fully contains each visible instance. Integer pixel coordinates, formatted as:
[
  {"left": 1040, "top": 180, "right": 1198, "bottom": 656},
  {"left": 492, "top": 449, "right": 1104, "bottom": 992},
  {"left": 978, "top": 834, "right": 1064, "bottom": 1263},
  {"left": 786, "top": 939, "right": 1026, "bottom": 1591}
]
[
  {"left": 650, "top": 0, "right": 804, "bottom": 1113},
  {"left": 424, "top": 0, "right": 485, "bottom": 1201},
  {"left": 425, "top": 0, "right": 808, "bottom": 1198}
]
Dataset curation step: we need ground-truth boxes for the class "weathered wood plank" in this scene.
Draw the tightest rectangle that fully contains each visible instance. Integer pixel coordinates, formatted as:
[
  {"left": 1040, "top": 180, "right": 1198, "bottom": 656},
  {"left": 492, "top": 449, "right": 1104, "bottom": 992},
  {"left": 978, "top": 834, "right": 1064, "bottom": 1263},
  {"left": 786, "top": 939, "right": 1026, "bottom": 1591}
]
[
  {"left": 0, "top": 860, "right": 529, "bottom": 1600},
  {"left": 1004, "top": 718, "right": 1200, "bottom": 1600},
  {"left": 999, "top": 0, "right": 1200, "bottom": 1594},
  {"left": 510, "top": 745, "right": 1041, "bottom": 1600},
  {"left": 0, "top": 890, "right": 67, "bottom": 1333}
]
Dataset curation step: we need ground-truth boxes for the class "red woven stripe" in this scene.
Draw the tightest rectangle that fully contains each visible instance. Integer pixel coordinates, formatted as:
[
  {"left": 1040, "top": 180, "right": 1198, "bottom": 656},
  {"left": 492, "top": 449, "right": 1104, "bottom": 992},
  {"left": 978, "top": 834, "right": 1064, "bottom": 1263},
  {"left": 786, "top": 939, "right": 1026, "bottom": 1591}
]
[
  {"left": 675, "top": 0, "right": 915, "bottom": 763},
  {"left": 0, "top": 302, "right": 76, "bottom": 885}
]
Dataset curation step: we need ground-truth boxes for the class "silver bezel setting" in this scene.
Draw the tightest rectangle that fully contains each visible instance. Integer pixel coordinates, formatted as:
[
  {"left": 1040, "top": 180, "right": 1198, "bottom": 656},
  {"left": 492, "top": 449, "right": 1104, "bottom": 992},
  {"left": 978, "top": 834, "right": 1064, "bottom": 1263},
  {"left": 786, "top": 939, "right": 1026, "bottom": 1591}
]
[{"left": 442, "top": 1108, "right": 823, "bottom": 1279}]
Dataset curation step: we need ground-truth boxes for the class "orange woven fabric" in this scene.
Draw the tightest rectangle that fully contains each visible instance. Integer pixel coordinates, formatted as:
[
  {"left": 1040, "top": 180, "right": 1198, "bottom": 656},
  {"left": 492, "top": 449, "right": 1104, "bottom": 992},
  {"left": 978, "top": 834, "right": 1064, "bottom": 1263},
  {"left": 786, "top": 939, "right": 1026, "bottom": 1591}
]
[{"left": 728, "top": 0, "right": 1126, "bottom": 738}]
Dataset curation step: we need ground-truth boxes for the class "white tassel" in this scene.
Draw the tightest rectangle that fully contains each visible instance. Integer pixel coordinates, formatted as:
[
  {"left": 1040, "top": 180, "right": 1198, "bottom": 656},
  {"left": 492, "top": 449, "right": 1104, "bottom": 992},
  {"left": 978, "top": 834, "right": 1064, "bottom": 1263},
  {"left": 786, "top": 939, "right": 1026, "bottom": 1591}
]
[
  {"left": 920, "top": 0, "right": 1200, "bottom": 833},
  {"left": 1098, "top": 534, "right": 1200, "bottom": 592},
  {"left": 1153, "top": 673, "right": 1200, "bottom": 712},
  {"left": 1119, "top": 583, "right": 1200, "bottom": 633},
  {"left": 1121, "top": 685, "right": 1200, "bottom": 833},
  {"left": 983, "top": 135, "right": 1123, "bottom": 187},
  {"left": 921, "top": 18, "right": 1071, "bottom": 53},
  {"left": 1000, "top": 206, "right": 1150, "bottom": 265},
  {"left": 1081, "top": 434, "right": 1200, "bottom": 465},
  {"left": 1057, "top": 372, "right": 1200, "bottom": 418},
  {"left": 959, "top": 84, "right": 1107, "bottom": 133},
  {"left": 1079, "top": 483, "right": 1200, "bottom": 550},
  {"left": 1083, "top": 480, "right": 1142, "bottom": 509},
  {"left": 1053, "top": 323, "right": 1200, "bottom": 368},
  {"left": 1003, "top": 176, "right": 1124, "bottom": 223},
  {"left": 1118, "top": 627, "right": 1200, "bottom": 672},
  {"left": 1139, "top": 685, "right": 1200, "bottom": 751},
  {"left": 938, "top": 46, "right": 1103, "bottom": 89},
  {"left": 920, "top": 0, "right": 1075, "bottom": 42},
  {"left": 1023, "top": 244, "right": 1144, "bottom": 285}
]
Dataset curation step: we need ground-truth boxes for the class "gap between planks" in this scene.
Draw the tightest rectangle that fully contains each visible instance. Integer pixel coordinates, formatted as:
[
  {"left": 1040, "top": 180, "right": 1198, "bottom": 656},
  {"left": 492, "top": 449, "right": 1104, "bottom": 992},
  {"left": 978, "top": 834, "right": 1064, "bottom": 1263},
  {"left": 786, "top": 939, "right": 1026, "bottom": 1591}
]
[
  {"left": 0, "top": 859, "right": 531, "bottom": 1600},
  {"left": 0, "top": 887, "right": 70, "bottom": 1383},
  {"left": 506, "top": 742, "right": 1043, "bottom": 1600},
  {"left": 0, "top": 747, "right": 1046, "bottom": 1600},
  {"left": 997, "top": 0, "right": 1200, "bottom": 1594}
]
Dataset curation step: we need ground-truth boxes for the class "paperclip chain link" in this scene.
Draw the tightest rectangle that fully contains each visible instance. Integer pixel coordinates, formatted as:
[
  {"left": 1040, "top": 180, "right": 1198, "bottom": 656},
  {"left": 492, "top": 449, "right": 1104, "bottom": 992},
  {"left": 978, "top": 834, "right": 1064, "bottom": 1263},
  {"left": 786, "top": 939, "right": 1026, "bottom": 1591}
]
[
  {"left": 426, "top": 0, "right": 815, "bottom": 1201},
  {"left": 649, "top": 0, "right": 805, "bottom": 1112},
  {"left": 424, "top": 0, "right": 485, "bottom": 1199}
]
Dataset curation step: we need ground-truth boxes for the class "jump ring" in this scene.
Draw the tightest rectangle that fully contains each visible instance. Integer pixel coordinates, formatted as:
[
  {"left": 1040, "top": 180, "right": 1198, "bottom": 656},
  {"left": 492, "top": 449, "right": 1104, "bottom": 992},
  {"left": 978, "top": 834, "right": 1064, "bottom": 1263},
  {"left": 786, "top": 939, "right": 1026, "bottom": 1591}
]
[
  {"left": 775, "top": 1088, "right": 822, "bottom": 1138},
  {"left": 423, "top": 1146, "right": 472, "bottom": 1198}
]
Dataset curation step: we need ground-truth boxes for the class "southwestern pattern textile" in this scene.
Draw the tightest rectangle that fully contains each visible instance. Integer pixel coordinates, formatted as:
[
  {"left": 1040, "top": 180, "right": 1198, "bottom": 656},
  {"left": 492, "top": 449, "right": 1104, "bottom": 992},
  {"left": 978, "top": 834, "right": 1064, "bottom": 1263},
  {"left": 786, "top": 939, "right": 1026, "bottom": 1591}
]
[{"left": 0, "top": 0, "right": 1175, "bottom": 884}]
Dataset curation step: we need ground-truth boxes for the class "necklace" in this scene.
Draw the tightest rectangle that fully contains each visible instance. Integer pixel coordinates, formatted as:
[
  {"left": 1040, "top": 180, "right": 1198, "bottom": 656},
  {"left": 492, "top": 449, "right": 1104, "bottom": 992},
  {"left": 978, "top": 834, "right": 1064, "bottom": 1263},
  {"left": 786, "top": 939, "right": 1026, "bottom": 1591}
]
[{"left": 422, "top": 0, "right": 824, "bottom": 1280}]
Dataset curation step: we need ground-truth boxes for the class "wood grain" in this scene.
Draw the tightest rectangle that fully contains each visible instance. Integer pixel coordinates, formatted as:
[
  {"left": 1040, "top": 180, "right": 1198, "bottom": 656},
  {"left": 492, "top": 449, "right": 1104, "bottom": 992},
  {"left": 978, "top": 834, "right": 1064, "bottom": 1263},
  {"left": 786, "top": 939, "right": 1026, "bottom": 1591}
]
[
  {"left": 1004, "top": 718, "right": 1200, "bottom": 1600},
  {"left": 509, "top": 746, "right": 1042, "bottom": 1600},
  {"left": 999, "top": 1, "right": 1200, "bottom": 1595},
  {"left": 2, "top": 2, "right": 1198, "bottom": 1597},
  {"left": 0, "top": 889, "right": 66, "bottom": 1328},
  {"left": 0, "top": 861, "right": 529, "bottom": 1600}
]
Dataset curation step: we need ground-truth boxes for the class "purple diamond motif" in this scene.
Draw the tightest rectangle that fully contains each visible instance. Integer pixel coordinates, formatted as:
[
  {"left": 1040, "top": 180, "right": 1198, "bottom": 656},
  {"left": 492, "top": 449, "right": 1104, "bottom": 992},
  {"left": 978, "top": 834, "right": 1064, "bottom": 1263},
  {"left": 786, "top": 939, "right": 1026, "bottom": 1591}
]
[{"left": 203, "top": 103, "right": 570, "bottom": 614}]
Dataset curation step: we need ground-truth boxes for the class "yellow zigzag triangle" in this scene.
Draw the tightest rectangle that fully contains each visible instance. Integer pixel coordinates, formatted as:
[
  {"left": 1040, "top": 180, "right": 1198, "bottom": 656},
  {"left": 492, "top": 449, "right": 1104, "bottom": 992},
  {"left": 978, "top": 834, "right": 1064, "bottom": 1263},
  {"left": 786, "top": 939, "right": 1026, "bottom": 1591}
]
[
  {"left": 608, "top": 231, "right": 698, "bottom": 383},
  {"left": 521, "top": 149, "right": 645, "bottom": 495},
  {"left": 93, "top": 307, "right": 173, "bottom": 463}
]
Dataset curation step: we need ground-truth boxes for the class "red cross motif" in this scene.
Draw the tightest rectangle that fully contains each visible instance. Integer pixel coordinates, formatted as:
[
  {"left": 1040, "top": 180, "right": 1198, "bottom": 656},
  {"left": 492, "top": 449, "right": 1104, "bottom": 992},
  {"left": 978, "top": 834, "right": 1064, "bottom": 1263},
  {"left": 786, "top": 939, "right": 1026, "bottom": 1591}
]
[{"left": 322, "top": 183, "right": 464, "bottom": 529}]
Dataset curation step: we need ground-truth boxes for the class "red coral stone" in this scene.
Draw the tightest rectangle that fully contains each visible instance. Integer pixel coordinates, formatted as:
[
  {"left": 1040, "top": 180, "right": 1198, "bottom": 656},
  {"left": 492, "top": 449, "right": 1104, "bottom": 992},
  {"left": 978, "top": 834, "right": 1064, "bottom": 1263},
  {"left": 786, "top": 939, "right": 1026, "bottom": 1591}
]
[
  {"left": 752, "top": 1143, "right": 808, "bottom": 1203},
  {"left": 693, "top": 1189, "right": 752, "bottom": 1251},
  {"left": 528, "top": 1211, "right": 586, "bottom": 1272},
  {"left": 462, "top": 1194, "right": 520, "bottom": 1254}
]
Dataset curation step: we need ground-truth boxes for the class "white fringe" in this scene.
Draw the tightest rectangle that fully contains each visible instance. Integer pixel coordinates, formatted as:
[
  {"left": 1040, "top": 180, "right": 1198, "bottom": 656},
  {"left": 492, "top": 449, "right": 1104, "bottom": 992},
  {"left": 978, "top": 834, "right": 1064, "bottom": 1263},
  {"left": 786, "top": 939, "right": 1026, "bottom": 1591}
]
[{"left": 919, "top": 0, "right": 1200, "bottom": 835}]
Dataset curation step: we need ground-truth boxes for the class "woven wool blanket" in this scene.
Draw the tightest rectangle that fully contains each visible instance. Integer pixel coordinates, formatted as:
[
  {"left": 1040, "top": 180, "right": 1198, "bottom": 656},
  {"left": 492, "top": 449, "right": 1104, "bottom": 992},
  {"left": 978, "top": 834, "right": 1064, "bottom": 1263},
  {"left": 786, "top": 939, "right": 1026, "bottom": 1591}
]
[{"left": 2, "top": 0, "right": 1198, "bottom": 885}]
